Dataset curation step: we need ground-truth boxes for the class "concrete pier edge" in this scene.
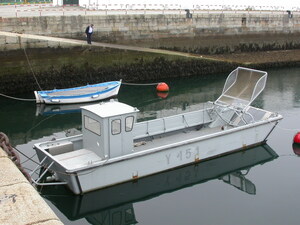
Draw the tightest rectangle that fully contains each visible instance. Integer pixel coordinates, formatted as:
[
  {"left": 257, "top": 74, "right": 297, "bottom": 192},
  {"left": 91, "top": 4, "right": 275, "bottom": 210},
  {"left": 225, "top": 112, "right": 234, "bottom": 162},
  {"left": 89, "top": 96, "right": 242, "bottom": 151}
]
[{"left": 0, "top": 146, "right": 63, "bottom": 225}]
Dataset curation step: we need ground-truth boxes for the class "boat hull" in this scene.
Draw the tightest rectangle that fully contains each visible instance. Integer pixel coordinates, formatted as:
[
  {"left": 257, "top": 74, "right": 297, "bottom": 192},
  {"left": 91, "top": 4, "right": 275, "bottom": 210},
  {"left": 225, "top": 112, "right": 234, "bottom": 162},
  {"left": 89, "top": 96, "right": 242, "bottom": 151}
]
[
  {"left": 38, "top": 117, "right": 280, "bottom": 194},
  {"left": 41, "top": 144, "right": 277, "bottom": 220},
  {"left": 34, "top": 81, "right": 121, "bottom": 104}
]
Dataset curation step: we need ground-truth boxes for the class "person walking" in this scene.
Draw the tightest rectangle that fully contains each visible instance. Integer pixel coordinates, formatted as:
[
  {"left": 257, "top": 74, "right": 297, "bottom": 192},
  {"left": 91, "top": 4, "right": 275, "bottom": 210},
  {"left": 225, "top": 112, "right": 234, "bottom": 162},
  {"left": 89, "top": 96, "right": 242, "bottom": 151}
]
[{"left": 85, "top": 24, "right": 94, "bottom": 44}]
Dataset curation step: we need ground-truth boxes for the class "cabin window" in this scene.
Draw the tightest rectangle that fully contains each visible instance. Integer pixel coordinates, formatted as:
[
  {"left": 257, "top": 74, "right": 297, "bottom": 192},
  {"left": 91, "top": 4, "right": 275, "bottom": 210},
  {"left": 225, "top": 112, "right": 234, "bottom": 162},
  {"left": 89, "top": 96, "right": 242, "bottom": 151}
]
[
  {"left": 125, "top": 116, "right": 134, "bottom": 132},
  {"left": 111, "top": 119, "right": 121, "bottom": 135},
  {"left": 84, "top": 116, "right": 101, "bottom": 136}
]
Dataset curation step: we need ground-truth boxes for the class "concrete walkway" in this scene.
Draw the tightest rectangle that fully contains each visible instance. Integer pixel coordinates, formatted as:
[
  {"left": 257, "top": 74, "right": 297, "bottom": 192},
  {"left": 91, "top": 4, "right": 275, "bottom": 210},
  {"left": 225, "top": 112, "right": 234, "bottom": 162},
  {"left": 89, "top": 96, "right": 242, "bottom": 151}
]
[
  {"left": 0, "top": 146, "right": 63, "bottom": 225},
  {"left": 0, "top": 30, "right": 227, "bottom": 62}
]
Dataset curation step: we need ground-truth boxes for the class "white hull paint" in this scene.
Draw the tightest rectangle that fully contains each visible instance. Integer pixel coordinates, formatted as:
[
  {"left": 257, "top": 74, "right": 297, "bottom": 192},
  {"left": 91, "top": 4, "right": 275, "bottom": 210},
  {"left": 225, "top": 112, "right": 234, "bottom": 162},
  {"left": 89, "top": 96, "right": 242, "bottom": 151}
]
[
  {"left": 32, "top": 67, "right": 282, "bottom": 194},
  {"left": 49, "top": 118, "right": 277, "bottom": 194},
  {"left": 34, "top": 81, "right": 121, "bottom": 104}
]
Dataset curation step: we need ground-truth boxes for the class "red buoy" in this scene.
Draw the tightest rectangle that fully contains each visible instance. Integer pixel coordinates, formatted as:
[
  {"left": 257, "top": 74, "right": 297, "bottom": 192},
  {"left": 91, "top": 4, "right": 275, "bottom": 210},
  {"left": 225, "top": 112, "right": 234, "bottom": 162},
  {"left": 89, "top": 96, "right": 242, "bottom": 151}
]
[
  {"left": 156, "top": 82, "right": 169, "bottom": 92},
  {"left": 293, "top": 143, "right": 300, "bottom": 156},
  {"left": 157, "top": 92, "right": 169, "bottom": 99},
  {"left": 293, "top": 132, "right": 300, "bottom": 144}
]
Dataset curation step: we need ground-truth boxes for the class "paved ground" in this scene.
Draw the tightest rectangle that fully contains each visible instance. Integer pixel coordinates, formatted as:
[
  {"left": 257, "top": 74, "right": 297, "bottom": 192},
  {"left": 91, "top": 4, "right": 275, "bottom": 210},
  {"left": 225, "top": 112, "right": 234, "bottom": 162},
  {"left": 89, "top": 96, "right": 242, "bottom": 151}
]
[
  {"left": 0, "top": 30, "right": 225, "bottom": 63},
  {"left": 205, "top": 49, "right": 300, "bottom": 64},
  {"left": 2, "top": 30, "right": 300, "bottom": 66},
  {"left": 0, "top": 146, "right": 63, "bottom": 225}
]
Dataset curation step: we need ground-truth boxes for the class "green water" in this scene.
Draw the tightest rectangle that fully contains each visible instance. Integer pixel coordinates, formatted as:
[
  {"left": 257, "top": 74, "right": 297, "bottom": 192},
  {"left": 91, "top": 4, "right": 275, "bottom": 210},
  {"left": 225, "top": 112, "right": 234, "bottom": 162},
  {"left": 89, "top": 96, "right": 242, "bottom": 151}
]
[{"left": 1, "top": 67, "right": 300, "bottom": 225}]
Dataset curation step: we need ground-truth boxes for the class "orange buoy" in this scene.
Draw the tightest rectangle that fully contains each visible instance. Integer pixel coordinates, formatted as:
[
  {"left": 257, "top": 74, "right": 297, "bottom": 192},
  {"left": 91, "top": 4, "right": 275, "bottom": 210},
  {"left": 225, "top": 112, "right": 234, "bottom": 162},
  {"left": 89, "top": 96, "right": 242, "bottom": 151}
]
[
  {"left": 157, "top": 92, "right": 169, "bottom": 99},
  {"left": 293, "top": 143, "right": 300, "bottom": 156},
  {"left": 156, "top": 82, "right": 169, "bottom": 92},
  {"left": 293, "top": 132, "right": 300, "bottom": 144}
]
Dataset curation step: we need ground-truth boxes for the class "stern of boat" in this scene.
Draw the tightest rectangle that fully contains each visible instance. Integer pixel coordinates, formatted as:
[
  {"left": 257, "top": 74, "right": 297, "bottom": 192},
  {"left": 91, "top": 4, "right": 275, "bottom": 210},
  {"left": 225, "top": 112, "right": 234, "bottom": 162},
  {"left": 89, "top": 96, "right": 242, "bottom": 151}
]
[
  {"left": 34, "top": 91, "right": 44, "bottom": 104},
  {"left": 31, "top": 135, "right": 84, "bottom": 194}
]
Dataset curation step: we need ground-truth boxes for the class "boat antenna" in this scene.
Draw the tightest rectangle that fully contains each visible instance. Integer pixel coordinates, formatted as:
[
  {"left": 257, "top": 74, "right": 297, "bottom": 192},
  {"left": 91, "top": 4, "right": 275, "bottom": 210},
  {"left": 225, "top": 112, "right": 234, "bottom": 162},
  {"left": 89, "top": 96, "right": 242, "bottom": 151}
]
[{"left": 23, "top": 47, "right": 43, "bottom": 91}]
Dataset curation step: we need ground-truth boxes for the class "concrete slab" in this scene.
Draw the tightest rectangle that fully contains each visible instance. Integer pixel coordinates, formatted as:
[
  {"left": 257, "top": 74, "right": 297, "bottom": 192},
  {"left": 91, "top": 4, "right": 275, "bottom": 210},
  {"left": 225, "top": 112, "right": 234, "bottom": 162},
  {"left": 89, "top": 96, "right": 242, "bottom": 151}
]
[
  {"left": 0, "top": 147, "right": 63, "bottom": 225},
  {"left": 0, "top": 183, "right": 63, "bottom": 225},
  {"left": 0, "top": 157, "right": 26, "bottom": 186},
  {"left": 0, "top": 147, "right": 7, "bottom": 157}
]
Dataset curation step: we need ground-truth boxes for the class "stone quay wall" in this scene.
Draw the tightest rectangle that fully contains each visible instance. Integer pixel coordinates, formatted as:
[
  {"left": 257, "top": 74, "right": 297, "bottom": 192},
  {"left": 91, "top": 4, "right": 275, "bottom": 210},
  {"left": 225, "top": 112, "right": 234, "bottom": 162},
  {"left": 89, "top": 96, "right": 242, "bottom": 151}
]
[{"left": 0, "top": 12, "right": 300, "bottom": 51}]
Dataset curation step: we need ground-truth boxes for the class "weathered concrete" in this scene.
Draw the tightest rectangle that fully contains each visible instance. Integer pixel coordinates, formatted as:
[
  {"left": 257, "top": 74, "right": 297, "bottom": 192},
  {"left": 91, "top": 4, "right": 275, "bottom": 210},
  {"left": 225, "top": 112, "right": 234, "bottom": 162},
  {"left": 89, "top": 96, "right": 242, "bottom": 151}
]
[
  {"left": 0, "top": 31, "right": 225, "bottom": 61},
  {"left": 0, "top": 12, "right": 300, "bottom": 52},
  {"left": 0, "top": 147, "right": 63, "bottom": 225}
]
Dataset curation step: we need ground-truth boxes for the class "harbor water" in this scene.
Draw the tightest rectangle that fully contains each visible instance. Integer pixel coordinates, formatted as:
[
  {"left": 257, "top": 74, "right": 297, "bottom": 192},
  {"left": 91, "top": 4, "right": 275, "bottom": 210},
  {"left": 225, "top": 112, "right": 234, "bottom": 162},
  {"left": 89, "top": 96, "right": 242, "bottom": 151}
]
[{"left": 1, "top": 67, "right": 300, "bottom": 225}]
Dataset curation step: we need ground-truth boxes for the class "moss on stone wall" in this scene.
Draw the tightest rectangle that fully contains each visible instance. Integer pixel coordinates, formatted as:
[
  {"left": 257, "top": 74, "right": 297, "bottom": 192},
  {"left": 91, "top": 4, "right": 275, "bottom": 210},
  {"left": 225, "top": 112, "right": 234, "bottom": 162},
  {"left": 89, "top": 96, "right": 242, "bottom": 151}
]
[{"left": 0, "top": 47, "right": 237, "bottom": 94}]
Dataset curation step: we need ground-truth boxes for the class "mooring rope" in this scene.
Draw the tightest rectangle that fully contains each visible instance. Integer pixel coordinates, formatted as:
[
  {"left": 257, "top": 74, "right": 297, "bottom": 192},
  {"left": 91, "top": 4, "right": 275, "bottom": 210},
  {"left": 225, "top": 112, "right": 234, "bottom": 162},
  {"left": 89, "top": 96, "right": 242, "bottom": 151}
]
[
  {"left": 23, "top": 47, "right": 43, "bottom": 91},
  {"left": 13, "top": 146, "right": 40, "bottom": 166},
  {"left": 0, "top": 93, "right": 35, "bottom": 101},
  {"left": 0, "top": 82, "right": 162, "bottom": 102},
  {"left": 122, "top": 82, "right": 160, "bottom": 86},
  {"left": 267, "top": 120, "right": 299, "bottom": 132}
]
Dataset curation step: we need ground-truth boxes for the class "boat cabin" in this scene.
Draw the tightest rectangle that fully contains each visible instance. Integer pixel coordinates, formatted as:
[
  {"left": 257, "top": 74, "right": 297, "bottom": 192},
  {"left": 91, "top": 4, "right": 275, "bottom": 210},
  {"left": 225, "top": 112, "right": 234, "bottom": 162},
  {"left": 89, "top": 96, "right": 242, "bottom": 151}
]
[{"left": 81, "top": 101, "right": 139, "bottom": 159}]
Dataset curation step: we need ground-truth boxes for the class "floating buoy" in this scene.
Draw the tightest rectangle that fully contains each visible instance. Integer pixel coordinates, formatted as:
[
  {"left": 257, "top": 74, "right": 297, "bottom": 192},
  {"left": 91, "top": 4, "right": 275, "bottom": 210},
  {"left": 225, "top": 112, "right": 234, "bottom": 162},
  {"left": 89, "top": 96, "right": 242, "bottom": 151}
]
[
  {"left": 157, "top": 92, "right": 169, "bottom": 99},
  {"left": 292, "top": 143, "right": 300, "bottom": 156},
  {"left": 156, "top": 82, "right": 169, "bottom": 92},
  {"left": 293, "top": 132, "right": 300, "bottom": 144}
]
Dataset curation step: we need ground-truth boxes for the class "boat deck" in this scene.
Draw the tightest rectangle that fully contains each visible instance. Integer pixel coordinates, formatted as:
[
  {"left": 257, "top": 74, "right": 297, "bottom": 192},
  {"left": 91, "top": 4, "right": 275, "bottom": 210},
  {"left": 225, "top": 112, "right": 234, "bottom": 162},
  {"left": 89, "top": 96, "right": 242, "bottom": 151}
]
[
  {"left": 133, "top": 124, "right": 226, "bottom": 152},
  {"left": 44, "top": 85, "right": 110, "bottom": 97},
  {"left": 54, "top": 149, "right": 102, "bottom": 171}
]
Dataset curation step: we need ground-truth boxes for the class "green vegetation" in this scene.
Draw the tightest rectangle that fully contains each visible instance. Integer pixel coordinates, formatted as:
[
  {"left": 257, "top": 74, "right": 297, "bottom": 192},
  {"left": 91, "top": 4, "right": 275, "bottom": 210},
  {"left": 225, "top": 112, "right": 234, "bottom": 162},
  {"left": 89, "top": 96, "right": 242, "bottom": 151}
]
[{"left": 0, "top": 47, "right": 236, "bottom": 94}]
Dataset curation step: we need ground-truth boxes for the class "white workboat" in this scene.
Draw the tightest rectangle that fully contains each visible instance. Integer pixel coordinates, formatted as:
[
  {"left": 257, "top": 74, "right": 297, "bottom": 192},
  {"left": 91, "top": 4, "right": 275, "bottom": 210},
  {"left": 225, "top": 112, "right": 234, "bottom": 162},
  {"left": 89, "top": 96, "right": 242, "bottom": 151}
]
[
  {"left": 34, "top": 80, "right": 121, "bottom": 104},
  {"left": 41, "top": 144, "right": 277, "bottom": 221},
  {"left": 31, "top": 67, "right": 283, "bottom": 194}
]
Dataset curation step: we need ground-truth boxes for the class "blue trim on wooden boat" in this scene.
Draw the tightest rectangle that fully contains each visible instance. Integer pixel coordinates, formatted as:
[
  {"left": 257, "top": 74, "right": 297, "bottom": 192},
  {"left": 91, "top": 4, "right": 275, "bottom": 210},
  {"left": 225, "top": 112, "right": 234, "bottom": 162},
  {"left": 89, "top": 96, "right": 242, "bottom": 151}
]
[{"left": 37, "top": 81, "right": 121, "bottom": 100}]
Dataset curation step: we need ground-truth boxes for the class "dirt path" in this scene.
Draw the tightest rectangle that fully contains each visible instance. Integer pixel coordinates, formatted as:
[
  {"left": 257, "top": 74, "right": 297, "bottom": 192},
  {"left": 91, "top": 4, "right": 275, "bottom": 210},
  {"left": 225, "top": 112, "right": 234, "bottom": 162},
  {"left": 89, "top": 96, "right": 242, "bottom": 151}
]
[{"left": 201, "top": 49, "right": 300, "bottom": 64}]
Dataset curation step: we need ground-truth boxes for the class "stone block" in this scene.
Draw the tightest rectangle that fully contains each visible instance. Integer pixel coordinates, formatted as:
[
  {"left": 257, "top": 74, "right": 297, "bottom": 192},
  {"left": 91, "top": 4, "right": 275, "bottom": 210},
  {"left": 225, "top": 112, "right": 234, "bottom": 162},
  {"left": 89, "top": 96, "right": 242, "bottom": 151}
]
[
  {"left": 5, "top": 36, "right": 18, "bottom": 44},
  {"left": 0, "top": 183, "right": 63, "bottom": 225},
  {"left": 0, "top": 147, "right": 7, "bottom": 158},
  {"left": 0, "top": 157, "right": 27, "bottom": 186}
]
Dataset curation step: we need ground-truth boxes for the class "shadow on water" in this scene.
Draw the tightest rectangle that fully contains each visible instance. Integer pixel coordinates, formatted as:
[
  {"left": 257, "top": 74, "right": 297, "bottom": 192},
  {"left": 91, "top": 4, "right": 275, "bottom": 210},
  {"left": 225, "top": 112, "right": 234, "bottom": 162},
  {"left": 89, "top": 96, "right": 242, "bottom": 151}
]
[{"left": 40, "top": 144, "right": 278, "bottom": 225}]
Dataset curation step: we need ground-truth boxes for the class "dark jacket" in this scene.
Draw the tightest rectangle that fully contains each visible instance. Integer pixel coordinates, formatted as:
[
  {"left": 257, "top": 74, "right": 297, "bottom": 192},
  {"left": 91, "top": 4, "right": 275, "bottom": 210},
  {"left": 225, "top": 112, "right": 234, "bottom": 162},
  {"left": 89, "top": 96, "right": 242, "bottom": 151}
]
[{"left": 85, "top": 26, "right": 93, "bottom": 34}]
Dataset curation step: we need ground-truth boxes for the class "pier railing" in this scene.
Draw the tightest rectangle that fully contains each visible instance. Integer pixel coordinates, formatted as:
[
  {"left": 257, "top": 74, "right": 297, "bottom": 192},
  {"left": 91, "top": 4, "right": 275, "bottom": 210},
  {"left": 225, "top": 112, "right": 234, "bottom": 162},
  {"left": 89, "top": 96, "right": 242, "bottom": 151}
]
[{"left": 1, "top": 3, "right": 300, "bottom": 18}]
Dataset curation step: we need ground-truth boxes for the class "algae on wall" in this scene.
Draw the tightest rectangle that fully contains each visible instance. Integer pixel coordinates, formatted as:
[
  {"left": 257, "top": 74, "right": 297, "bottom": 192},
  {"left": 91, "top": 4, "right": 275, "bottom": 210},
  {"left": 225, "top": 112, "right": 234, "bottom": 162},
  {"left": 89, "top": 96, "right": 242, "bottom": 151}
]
[{"left": 0, "top": 46, "right": 237, "bottom": 95}]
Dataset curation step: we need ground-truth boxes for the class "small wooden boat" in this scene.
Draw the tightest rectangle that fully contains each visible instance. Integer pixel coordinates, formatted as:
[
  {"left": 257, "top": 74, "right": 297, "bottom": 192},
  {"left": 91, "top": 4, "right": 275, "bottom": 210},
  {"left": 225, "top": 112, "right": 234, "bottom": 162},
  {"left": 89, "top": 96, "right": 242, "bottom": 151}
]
[
  {"left": 31, "top": 67, "right": 283, "bottom": 194},
  {"left": 34, "top": 80, "right": 121, "bottom": 104}
]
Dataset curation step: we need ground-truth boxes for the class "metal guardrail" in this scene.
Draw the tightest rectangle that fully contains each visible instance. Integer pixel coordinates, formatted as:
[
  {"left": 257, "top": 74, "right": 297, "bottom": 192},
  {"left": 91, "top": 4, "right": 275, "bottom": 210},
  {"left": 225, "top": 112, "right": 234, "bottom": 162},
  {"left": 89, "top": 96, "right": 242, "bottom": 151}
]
[
  {"left": 1, "top": 3, "right": 300, "bottom": 18},
  {"left": 0, "top": 0, "right": 51, "bottom": 5}
]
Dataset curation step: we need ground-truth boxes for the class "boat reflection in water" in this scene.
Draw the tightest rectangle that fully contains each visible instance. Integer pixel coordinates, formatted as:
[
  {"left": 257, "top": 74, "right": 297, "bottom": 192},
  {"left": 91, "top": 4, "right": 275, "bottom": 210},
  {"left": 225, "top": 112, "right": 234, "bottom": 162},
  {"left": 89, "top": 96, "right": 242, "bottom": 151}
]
[
  {"left": 41, "top": 144, "right": 278, "bottom": 225},
  {"left": 35, "top": 100, "right": 118, "bottom": 116}
]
